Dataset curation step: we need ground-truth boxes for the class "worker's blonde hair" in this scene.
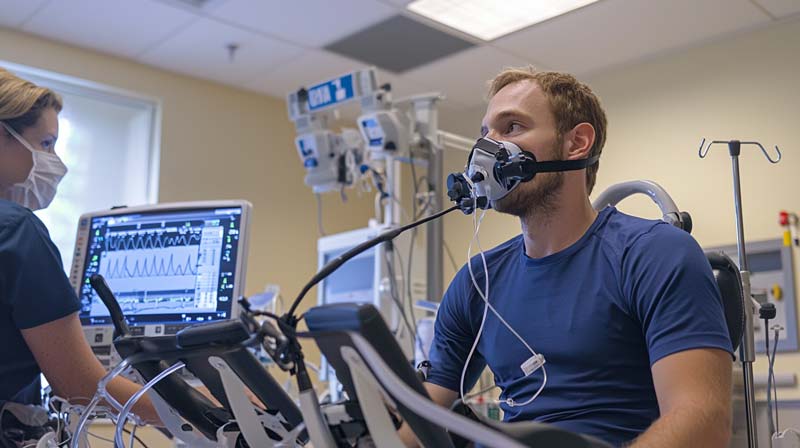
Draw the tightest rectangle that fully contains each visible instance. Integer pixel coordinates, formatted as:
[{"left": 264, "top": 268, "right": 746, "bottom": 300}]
[
  {"left": 488, "top": 66, "right": 607, "bottom": 194},
  {"left": 0, "top": 67, "right": 63, "bottom": 132}
]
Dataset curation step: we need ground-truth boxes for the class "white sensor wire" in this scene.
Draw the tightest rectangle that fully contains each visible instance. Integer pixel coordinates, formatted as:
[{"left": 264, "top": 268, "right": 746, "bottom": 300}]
[{"left": 460, "top": 209, "right": 547, "bottom": 408}]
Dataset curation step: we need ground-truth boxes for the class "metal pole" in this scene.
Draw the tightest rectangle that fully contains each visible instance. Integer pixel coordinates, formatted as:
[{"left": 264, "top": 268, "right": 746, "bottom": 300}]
[
  {"left": 427, "top": 146, "right": 444, "bottom": 301},
  {"left": 729, "top": 142, "right": 759, "bottom": 448},
  {"left": 384, "top": 155, "right": 400, "bottom": 226},
  {"left": 411, "top": 98, "right": 445, "bottom": 303},
  {"left": 731, "top": 154, "right": 748, "bottom": 272}
]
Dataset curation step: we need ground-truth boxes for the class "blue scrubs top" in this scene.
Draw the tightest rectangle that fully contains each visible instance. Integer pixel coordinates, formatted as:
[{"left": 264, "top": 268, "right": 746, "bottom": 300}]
[
  {"left": 0, "top": 199, "right": 81, "bottom": 404},
  {"left": 428, "top": 206, "right": 733, "bottom": 446}
]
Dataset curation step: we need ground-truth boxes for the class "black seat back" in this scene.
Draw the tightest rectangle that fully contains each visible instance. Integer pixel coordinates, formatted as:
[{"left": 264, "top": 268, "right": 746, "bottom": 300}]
[
  {"left": 706, "top": 252, "right": 745, "bottom": 351},
  {"left": 304, "top": 303, "right": 455, "bottom": 448}
]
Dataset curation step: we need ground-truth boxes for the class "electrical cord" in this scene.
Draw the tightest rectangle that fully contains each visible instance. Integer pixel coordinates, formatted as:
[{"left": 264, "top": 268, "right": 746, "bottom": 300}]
[
  {"left": 87, "top": 430, "right": 115, "bottom": 443},
  {"left": 126, "top": 427, "right": 151, "bottom": 448},
  {"left": 382, "top": 246, "right": 403, "bottom": 335},
  {"left": 771, "top": 326, "right": 781, "bottom": 433},
  {"left": 392, "top": 239, "right": 421, "bottom": 350},
  {"left": 383, "top": 246, "right": 417, "bottom": 355},
  {"left": 766, "top": 319, "right": 775, "bottom": 437}
]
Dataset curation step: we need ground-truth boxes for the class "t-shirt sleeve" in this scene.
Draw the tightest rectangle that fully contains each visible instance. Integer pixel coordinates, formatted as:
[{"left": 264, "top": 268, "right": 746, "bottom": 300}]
[
  {"left": 623, "top": 225, "right": 733, "bottom": 365},
  {"left": 426, "top": 267, "right": 486, "bottom": 393},
  {"left": 0, "top": 212, "right": 81, "bottom": 329}
]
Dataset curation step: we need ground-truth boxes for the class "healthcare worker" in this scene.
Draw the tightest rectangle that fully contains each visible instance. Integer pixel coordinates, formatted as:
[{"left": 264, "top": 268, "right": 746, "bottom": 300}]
[{"left": 0, "top": 67, "right": 159, "bottom": 423}]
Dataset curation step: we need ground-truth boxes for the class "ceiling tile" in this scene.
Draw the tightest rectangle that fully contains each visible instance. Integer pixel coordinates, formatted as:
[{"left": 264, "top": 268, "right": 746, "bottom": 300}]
[
  {"left": 325, "top": 14, "right": 475, "bottom": 73},
  {"left": 246, "top": 50, "right": 366, "bottom": 98},
  {"left": 209, "top": 0, "right": 398, "bottom": 47},
  {"left": 373, "top": 67, "right": 434, "bottom": 100},
  {"left": 493, "top": 0, "right": 771, "bottom": 76},
  {"left": 138, "top": 17, "right": 304, "bottom": 86},
  {"left": 403, "top": 44, "right": 535, "bottom": 107},
  {"left": 753, "top": 0, "right": 800, "bottom": 18},
  {"left": 0, "top": 0, "right": 49, "bottom": 28},
  {"left": 20, "top": 0, "right": 198, "bottom": 58}
]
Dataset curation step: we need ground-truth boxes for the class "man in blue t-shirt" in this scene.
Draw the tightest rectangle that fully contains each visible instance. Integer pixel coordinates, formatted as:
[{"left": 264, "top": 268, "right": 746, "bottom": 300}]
[{"left": 403, "top": 68, "right": 733, "bottom": 447}]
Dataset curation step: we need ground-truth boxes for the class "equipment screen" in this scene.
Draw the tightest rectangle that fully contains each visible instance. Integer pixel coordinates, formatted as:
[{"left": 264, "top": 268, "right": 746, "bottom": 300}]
[
  {"left": 322, "top": 248, "right": 375, "bottom": 305},
  {"left": 79, "top": 207, "right": 242, "bottom": 326}
]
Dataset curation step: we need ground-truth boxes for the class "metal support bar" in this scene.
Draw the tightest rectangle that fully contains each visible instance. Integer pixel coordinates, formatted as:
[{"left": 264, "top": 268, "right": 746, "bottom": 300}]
[
  {"left": 439, "top": 131, "right": 475, "bottom": 152},
  {"left": 427, "top": 147, "right": 444, "bottom": 301},
  {"left": 412, "top": 97, "right": 445, "bottom": 303},
  {"left": 731, "top": 152, "right": 759, "bottom": 448}
]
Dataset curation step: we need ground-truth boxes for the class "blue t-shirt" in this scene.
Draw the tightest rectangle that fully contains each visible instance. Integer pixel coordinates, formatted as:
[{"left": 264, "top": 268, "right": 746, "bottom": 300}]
[
  {"left": 427, "top": 206, "right": 732, "bottom": 446},
  {"left": 0, "top": 199, "right": 81, "bottom": 404}
]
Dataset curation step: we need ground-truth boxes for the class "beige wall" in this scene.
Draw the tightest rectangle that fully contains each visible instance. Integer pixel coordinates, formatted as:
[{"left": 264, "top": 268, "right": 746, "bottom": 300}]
[
  {"left": 437, "top": 17, "right": 800, "bottom": 399},
  {"left": 588, "top": 17, "right": 800, "bottom": 400},
  {"left": 0, "top": 27, "right": 376, "bottom": 391}
]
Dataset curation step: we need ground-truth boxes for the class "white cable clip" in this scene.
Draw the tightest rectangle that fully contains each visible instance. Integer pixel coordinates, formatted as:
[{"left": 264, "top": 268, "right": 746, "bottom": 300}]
[{"left": 520, "top": 354, "right": 545, "bottom": 377}]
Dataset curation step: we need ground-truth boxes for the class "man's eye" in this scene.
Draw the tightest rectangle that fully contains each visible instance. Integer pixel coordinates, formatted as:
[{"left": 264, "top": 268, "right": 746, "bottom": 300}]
[{"left": 507, "top": 123, "right": 521, "bottom": 133}]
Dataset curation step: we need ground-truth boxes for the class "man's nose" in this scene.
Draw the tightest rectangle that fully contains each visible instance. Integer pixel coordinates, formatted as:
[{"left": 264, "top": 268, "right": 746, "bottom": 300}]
[{"left": 484, "top": 129, "right": 501, "bottom": 141}]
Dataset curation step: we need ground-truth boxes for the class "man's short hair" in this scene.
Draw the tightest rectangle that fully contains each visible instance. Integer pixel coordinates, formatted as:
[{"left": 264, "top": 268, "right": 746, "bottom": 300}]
[{"left": 488, "top": 67, "right": 607, "bottom": 195}]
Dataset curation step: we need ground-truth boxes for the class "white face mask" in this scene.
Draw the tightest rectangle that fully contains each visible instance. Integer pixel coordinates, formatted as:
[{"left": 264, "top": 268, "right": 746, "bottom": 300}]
[{"left": 1, "top": 121, "right": 67, "bottom": 210}]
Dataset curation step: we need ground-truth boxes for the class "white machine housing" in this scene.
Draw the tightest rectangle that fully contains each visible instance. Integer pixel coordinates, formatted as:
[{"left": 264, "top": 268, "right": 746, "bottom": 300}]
[
  {"left": 357, "top": 109, "right": 411, "bottom": 154},
  {"left": 317, "top": 225, "right": 426, "bottom": 399},
  {"left": 69, "top": 200, "right": 252, "bottom": 368}
]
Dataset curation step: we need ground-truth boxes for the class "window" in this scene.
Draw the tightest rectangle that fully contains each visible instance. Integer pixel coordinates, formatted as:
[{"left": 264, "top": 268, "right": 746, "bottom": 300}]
[{"left": 3, "top": 62, "right": 161, "bottom": 270}]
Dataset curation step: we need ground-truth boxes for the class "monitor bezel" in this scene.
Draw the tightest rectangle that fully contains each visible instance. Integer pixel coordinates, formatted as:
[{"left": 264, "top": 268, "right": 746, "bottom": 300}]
[{"left": 70, "top": 200, "right": 252, "bottom": 328}]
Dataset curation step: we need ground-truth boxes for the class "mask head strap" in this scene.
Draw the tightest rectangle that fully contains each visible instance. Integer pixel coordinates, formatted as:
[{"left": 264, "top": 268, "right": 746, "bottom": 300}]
[{"left": 1, "top": 121, "right": 38, "bottom": 154}]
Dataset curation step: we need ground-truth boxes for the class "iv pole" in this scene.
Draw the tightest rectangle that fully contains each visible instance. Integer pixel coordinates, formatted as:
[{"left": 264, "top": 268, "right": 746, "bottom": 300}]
[{"left": 699, "top": 138, "right": 782, "bottom": 448}]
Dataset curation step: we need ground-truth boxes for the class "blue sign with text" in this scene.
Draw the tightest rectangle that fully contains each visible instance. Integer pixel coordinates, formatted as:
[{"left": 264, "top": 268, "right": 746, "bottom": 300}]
[{"left": 307, "top": 74, "right": 355, "bottom": 111}]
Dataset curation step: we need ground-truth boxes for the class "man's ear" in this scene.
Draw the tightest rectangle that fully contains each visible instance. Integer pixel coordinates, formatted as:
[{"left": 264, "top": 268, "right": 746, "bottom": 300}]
[{"left": 564, "top": 122, "right": 596, "bottom": 160}]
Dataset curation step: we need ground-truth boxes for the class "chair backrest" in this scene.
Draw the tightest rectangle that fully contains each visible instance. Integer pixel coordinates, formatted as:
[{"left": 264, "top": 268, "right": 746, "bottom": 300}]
[
  {"left": 706, "top": 251, "right": 745, "bottom": 352},
  {"left": 304, "top": 303, "right": 456, "bottom": 448}
]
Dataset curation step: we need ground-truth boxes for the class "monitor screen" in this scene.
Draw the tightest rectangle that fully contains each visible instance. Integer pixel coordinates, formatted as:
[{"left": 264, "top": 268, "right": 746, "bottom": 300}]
[
  {"left": 321, "top": 248, "right": 375, "bottom": 305},
  {"left": 78, "top": 206, "right": 243, "bottom": 326}
]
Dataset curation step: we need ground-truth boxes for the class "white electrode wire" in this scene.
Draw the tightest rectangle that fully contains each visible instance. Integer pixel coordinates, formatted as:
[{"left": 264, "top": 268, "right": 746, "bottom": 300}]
[
  {"left": 115, "top": 361, "right": 185, "bottom": 448},
  {"left": 72, "top": 358, "right": 133, "bottom": 448},
  {"left": 462, "top": 209, "right": 547, "bottom": 408},
  {"left": 460, "top": 210, "right": 490, "bottom": 405}
]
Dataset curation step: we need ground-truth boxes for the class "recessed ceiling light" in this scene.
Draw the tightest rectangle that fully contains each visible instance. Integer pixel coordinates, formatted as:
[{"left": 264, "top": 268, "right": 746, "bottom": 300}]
[{"left": 407, "top": 0, "right": 600, "bottom": 41}]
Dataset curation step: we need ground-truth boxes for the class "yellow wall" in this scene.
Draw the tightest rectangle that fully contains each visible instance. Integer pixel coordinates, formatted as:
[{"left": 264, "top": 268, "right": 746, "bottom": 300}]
[
  {"left": 437, "top": 17, "right": 800, "bottom": 399},
  {"left": 0, "top": 27, "right": 376, "bottom": 402}
]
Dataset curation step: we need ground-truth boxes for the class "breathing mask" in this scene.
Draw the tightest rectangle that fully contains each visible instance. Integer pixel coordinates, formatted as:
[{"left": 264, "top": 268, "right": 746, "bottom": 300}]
[
  {"left": 1, "top": 121, "right": 67, "bottom": 210},
  {"left": 447, "top": 137, "right": 599, "bottom": 214}
]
